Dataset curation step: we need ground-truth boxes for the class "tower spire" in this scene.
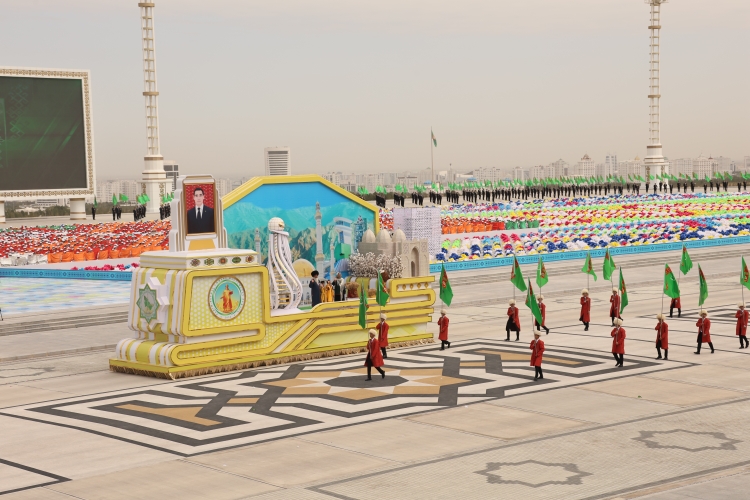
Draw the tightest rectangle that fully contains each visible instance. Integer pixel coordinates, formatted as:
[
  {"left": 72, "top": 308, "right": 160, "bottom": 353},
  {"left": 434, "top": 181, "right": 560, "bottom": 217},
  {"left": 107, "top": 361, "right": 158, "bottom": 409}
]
[
  {"left": 644, "top": 0, "right": 668, "bottom": 184},
  {"left": 138, "top": 2, "right": 169, "bottom": 216}
]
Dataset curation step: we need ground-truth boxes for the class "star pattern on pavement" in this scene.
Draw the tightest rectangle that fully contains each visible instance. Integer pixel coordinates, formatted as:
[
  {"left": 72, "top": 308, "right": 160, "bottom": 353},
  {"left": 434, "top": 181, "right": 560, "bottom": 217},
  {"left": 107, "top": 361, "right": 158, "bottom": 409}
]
[
  {"left": 475, "top": 460, "right": 592, "bottom": 487},
  {"left": 633, "top": 429, "right": 741, "bottom": 452}
]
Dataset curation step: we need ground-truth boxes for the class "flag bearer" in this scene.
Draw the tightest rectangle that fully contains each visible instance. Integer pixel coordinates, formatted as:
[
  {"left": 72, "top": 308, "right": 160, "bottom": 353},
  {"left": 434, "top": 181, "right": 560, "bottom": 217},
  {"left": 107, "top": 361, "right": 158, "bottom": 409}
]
[
  {"left": 655, "top": 313, "right": 669, "bottom": 360},
  {"left": 530, "top": 331, "right": 544, "bottom": 381}
]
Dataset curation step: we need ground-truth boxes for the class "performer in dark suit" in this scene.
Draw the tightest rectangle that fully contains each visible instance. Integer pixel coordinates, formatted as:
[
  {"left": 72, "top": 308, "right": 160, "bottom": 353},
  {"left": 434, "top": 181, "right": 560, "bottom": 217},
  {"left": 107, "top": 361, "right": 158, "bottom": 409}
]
[{"left": 187, "top": 187, "right": 215, "bottom": 234}]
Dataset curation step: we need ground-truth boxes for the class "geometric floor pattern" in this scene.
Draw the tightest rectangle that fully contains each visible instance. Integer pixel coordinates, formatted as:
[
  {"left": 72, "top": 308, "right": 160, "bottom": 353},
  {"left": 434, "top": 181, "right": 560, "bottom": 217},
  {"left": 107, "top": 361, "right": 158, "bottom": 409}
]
[
  {"left": 0, "top": 278, "right": 130, "bottom": 315},
  {"left": 0, "top": 340, "right": 692, "bottom": 456}
]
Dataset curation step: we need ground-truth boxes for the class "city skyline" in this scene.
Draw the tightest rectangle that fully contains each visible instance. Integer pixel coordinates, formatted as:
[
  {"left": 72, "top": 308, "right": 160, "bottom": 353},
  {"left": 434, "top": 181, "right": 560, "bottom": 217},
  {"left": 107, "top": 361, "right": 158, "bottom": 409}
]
[{"left": 3, "top": 0, "right": 748, "bottom": 179}]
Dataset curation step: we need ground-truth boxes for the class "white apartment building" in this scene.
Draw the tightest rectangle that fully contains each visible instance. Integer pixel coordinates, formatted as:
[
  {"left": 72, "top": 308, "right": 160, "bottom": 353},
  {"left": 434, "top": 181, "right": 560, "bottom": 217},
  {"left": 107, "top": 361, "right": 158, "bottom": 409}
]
[
  {"left": 548, "top": 159, "right": 568, "bottom": 178},
  {"left": 744, "top": 156, "right": 750, "bottom": 172},
  {"left": 618, "top": 157, "right": 645, "bottom": 180},
  {"left": 473, "top": 167, "right": 506, "bottom": 184},
  {"left": 264, "top": 147, "right": 291, "bottom": 176},
  {"left": 715, "top": 156, "right": 734, "bottom": 173},
  {"left": 595, "top": 163, "right": 611, "bottom": 178},
  {"left": 96, "top": 180, "right": 140, "bottom": 203},
  {"left": 693, "top": 156, "right": 717, "bottom": 179},
  {"left": 215, "top": 179, "right": 235, "bottom": 198},
  {"left": 605, "top": 154, "right": 618, "bottom": 176},
  {"left": 529, "top": 165, "right": 545, "bottom": 180},
  {"left": 575, "top": 154, "right": 596, "bottom": 178},
  {"left": 670, "top": 158, "right": 693, "bottom": 178}
]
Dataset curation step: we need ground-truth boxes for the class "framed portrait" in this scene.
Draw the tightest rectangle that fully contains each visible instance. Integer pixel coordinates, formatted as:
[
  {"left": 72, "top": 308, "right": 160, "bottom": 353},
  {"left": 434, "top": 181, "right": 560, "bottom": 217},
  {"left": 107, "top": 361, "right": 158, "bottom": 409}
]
[{"left": 184, "top": 181, "right": 217, "bottom": 236}]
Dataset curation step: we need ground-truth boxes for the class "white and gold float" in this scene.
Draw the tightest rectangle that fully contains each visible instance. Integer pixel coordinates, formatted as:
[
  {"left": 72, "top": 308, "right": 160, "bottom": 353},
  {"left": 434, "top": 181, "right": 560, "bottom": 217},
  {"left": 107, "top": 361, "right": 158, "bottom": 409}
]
[{"left": 110, "top": 175, "right": 435, "bottom": 378}]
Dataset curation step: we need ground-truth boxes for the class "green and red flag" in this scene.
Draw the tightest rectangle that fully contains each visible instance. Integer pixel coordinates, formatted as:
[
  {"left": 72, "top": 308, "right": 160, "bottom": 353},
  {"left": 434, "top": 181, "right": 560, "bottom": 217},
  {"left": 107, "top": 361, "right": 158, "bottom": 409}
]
[
  {"left": 439, "top": 264, "right": 453, "bottom": 306},
  {"left": 680, "top": 244, "right": 693, "bottom": 275},
  {"left": 603, "top": 249, "right": 617, "bottom": 281},
  {"left": 376, "top": 270, "right": 389, "bottom": 307},
  {"left": 741, "top": 257, "right": 750, "bottom": 291},
  {"left": 663, "top": 264, "right": 680, "bottom": 299},
  {"left": 510, "top": 257, "right": 527, "bottom": 292},
  {"left": 525, "top": 280, "right": 544, "bottom": 326},
  {"left": 699, "top": 265, "right": 709, "bottom": 306},
  {"left": 618, "top": 268, "right": 628, "bottom": 314},
  {"left": 358, "top": 284, "right": 369, "bottom": 329},
  {"left": 536, "top": 257, "right": 548, "bottom": 289},
  {"left": 581, "top": 252, "right": 597, "bottom": 281}
]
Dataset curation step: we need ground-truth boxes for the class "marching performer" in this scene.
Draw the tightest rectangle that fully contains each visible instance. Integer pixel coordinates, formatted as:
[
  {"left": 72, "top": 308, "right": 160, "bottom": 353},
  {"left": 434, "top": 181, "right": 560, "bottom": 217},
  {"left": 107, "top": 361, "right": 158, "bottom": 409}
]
[
  {"left": 506, "top": 299, "right": 521, "bottom": 341},
  {"left": 580, "top": 290, "right": 591, "bottom": 331},
  {"left": 364, "top": 329, "right": 385, "bottom": 380},
  {"left": 376, "top": 313, "right": 389, "bottom": 359},
  {"left": 438, "top": 309, "right": 450, "bottom": 350},
  {"left": 736, "top": 303, "right": 749, "bottom": 349},
  {"left": 536, "top": 295, "right": 550, "bottom": 335},
  {"left": 611, "top": 318, "right": 626, "bottom": 367},
  {"left": 609, "top": 288, "right": 622, "bottom": 326},
  {"left": 655, "top": 313, "right": 669, "bottom": 360},
  {"left": 530, "top": 330, "right": 544, "bottom": 380},
  {"left": 695, "top": 310, "right": 715, "bottom": 354},
  {"left": 669, "top": 295, "right": 681, "bottom": 318}
]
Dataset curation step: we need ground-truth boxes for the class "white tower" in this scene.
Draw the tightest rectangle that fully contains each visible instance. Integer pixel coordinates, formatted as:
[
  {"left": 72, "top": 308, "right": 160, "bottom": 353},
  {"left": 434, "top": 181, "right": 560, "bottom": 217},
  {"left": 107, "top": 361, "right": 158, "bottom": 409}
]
[
  {"left": 266, "top": 218, "right": 303, "bottom": 310},
  {"left": 264, "top": 147, "right": 291, "bottom": 176},
  {"left": 139, "top": 2, "right": 168, "bottom": 216},
  {"left": 314, "top": 202, "right": 325, "bottom": 272},
  {"left": 644, "top": 0, "right": 668, "bottom": 184}
]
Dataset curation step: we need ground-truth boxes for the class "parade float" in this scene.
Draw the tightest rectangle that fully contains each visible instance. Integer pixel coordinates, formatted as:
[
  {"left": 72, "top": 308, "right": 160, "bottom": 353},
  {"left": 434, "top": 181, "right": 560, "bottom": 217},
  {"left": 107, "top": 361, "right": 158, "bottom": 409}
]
[{"left": 109, "top": 175, "right": 435, "bottom": 379}]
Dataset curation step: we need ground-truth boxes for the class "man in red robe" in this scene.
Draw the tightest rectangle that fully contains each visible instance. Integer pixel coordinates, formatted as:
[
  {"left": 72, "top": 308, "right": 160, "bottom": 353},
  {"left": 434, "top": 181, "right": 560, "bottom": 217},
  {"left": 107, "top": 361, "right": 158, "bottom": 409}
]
[
  {"left": 377, "top": 313, "right": 389, "bottom": 359},
  {"left": 695, "top": 310, "right": 714, "bottom": 354},
  {"left": 530, "top": 331, "right": 544, "bottom": 380},
  {"left": 669, "top": 296, "right": 681, "bottom": 318},
  {"left": 736, "top": 303, "right": 749, "bottom": 349},
  {"left": 438, "top": 309, "right": 450, "bottom": 350},
  {"left": 655, "top": 313, "right": 668, "bottom": 360},
  {"left": 535, "top": 295, "right": 550, "bottom": 335},
  {"left": 609, "top": 288, "right": 622, "bottom": 326},
  {"left": 364, "top": 329, "right": 385, "bottom": 380},
  {"left": 580, "top": 289, "right": 591, "bottom": 331},
  {"left": 506, "top": 299, "right": 521, "bottom": 341},
  {"left": 611, "top": 318, "right": 626, "bottom": 367}
]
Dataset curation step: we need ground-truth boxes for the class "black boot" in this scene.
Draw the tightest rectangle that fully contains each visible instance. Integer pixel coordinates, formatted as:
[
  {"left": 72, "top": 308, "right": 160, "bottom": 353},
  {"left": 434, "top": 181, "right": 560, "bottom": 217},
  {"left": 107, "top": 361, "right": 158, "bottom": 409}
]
[
  {"left": 584, "top": 322, "right": 589, "bottom": 331},
  {"left": 516, "top": 333, "right": 520, "bottom": 341},
  {"left": 544, "top": 326, "right": 550, "bottom": 335},
  {"left": 678, "top": 309, "right": 682, "bottom": 318},
  {"left": 709, "top": 342, "right": 715, "bottom": 353},
  {"left": 664, "top": 349, "right": 668, "bottom": 360},
  {"left": 656, "top": 348, "right": 662, "bottom": 360},
  {"left": 505, "top": 331, "right": 510, "bottom": 341}
]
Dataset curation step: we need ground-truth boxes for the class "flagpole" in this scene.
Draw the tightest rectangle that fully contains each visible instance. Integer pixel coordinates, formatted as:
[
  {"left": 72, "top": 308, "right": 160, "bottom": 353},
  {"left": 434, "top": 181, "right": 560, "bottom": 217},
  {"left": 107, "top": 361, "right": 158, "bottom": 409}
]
[{"left": 430, "top": 128, "right": 434, "bottom": 185}]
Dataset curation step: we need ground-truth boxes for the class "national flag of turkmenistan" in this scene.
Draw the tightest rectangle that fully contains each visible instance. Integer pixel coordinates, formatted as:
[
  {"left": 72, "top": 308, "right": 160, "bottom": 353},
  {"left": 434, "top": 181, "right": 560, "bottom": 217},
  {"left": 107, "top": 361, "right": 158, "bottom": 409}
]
[
  {"left": 94, "top": 196, "right": 98, "bottom": 207},
  {"left": 699, "top": 265, "right": 708, "bottom": 306},
  {"left": 525, "top": 280, "right": 543, "bottom": 326},
  {"left": 582, "top": 252, "right": 597, "bottom": 281},
  {"left": 680, "top": 244, "right": 693, "bottom": 275},
  {"left": 112, "top": 194, "right": 118, "bottom": 205},
  {"left": 431, "top": 129, "right": 437, "bottom": 147},
  {"left": 618, "top": 268, "right": 628, "bottom": 314},
  {"left": 376, "top": 271, "right": 389, "bottom": 307},
  {"left": 536, "top": 257, "right": 548, "bottom": 289},
  {"left": 439, "top": 264, "right": 453, "bottom": 306},
  {"left": 741, "top": 257, "right": 750, "bottom": 291},
  {"left": 603, "top": 249, "right": 617, "bottom": 281},
  {"left": 510, "top": 257, "right": 527, "bottom": 292},
  {"left": 358, "top": 284, "right": 369, "bottom": 329},
  {"left": 663, "top": 264, "right": 680, "bottom": 299}
]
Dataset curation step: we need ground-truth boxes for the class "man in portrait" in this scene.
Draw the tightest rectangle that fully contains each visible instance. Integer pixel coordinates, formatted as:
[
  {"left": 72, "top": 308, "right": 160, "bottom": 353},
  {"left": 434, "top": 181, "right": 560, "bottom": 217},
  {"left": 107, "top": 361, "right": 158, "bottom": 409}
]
[{"left": 187, "top": 186, "right": 215, "bottom": 234}]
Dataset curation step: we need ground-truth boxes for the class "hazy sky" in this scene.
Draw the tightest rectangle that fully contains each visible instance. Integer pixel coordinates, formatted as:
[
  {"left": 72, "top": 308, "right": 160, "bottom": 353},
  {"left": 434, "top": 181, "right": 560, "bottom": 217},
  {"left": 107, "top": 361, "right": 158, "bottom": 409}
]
[{"left": 3, "top": 0, "right": 749, "bottom": 179}]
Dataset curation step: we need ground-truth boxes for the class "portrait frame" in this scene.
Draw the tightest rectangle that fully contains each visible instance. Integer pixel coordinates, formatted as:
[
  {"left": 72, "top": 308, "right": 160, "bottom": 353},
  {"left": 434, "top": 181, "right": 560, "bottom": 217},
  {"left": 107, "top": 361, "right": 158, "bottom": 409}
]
[{"left": 182, "top": 179, "right": 218, "bottom": 239}]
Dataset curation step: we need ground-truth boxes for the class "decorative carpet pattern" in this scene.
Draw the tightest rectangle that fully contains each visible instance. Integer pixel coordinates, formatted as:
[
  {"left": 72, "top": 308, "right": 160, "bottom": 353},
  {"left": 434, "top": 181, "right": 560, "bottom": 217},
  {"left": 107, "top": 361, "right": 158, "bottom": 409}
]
[
  {"left": 0, "top": 278, "right": 131, "bottom": 315},
  {"left": 0, "top": 340, "right": 688, "bottom": 456}
]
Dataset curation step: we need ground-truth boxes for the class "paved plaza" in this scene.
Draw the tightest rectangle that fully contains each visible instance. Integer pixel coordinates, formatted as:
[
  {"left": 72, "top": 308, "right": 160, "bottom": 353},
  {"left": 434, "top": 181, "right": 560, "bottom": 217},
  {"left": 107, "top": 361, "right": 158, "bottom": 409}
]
[{"left": 3, "top": 245, "right": 750, "bottom": 498}]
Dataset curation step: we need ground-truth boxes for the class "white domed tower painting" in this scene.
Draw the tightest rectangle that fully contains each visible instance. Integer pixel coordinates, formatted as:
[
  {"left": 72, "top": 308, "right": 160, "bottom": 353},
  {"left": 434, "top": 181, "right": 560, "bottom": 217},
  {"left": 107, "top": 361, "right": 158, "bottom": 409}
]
[{"left": 267, "top": 217, "right": 303, "bottom": 310}]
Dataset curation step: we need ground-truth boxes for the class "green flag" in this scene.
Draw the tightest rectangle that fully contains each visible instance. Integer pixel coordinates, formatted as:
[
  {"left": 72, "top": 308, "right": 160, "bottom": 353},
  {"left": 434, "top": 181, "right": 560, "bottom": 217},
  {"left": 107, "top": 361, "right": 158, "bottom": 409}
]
[
  {"left": 119, "top": 193, "right": 128, "bottom": 202},
  {"left": 358, "top": 284, "right": 368, "bottom": 329},
  {"left": 112, "top": 194, "right": 118, "bottom": 205},
  {"left": 94, "top": 196, "right": 98, "bottom": 207},
  {"left": 741, "top": 257, "right": 750, "bottom": 291},
  {"left": 536, "top": 257, "right": 549, "bottom": 289},
  {"left": 680, "top": 245, "right": 693, "bottom": 275},
  {"left": 439, "top": 264, "right": 453, "bottom": 306},
  {"left": 663, "top": 264, "right": 680, "bottom": 299},
  {"left": 510, "top": 257, "right": 527, "bottom": 292},
  {"left": 525, "top": 280, "right": 543, "bottom": 326},
  {"left": 699, "top": 265, "right": 708, "bottom": 306},
  {"left": 376, "top": 271, "right": 389, "bottom": 307},
  {"left": 603, "top": 249, "right": 617, "bottom": 281},
  {"left": 618, "top": 268, "right": 628, "bottom": 314},
  {"left": 431, "top": 129, "right": 437, "bottom": 147},
  {"left": 581, "top": 252, "right": 597, "bottom": 281}
]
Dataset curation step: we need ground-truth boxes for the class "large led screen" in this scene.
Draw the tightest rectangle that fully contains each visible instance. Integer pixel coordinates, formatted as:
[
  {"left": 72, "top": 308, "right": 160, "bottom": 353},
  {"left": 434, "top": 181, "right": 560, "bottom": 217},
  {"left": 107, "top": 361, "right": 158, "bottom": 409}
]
[{"left": 0, "top": 75, "right": 89, "bottom": 191}]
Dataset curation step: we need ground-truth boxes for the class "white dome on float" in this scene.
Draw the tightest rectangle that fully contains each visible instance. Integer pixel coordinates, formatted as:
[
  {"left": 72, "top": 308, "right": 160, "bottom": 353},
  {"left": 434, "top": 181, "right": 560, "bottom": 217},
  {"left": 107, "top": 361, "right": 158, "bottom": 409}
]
[
  {"left": 293, "top": 259, "right": 315, "bottom": 278},
  {"left": 362, "top": 229, "right": 376, "bottom": 243},
  {"left": 392, "top": 228, "right": 406, "bottom": 243},
  {"left": 268, "top": 217, "right": 286, "bottom": 232},
  {"left": 376, "top": 230, "right": 392, "bottom": 243}
]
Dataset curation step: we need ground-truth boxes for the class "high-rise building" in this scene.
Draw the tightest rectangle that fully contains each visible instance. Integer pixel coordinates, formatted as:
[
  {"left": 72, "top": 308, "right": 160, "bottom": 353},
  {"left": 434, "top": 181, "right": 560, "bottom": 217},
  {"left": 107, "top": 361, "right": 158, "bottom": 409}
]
[
  {"left": 575, "top": 154, "right": 596, "bottom": 178},
  {"left": 548, "top": 159, "right": 568, "bottom": 178},
  {"left": 264, "top": 147, "right": 291, "bottom": 176},
  {"left": 618, "top": 157, "right": 644, "bottom": 180},
  {"left": 529, "top": 165, "right": 545, "bottom": 180},
  {"left": 744, "top": 156, "right": 750, "bottom": 172},
  {"left": 605, "top": 154, "right": 618, "bottom": 176},
  {"left": 693, "top": 156, "right": 717, "bottom": 179},
  {"left": 163, "top": 161, "right": 179, "bottom": 191},
  {"left": 670, "top": 158, "right": 693, "bottom": 178}
]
